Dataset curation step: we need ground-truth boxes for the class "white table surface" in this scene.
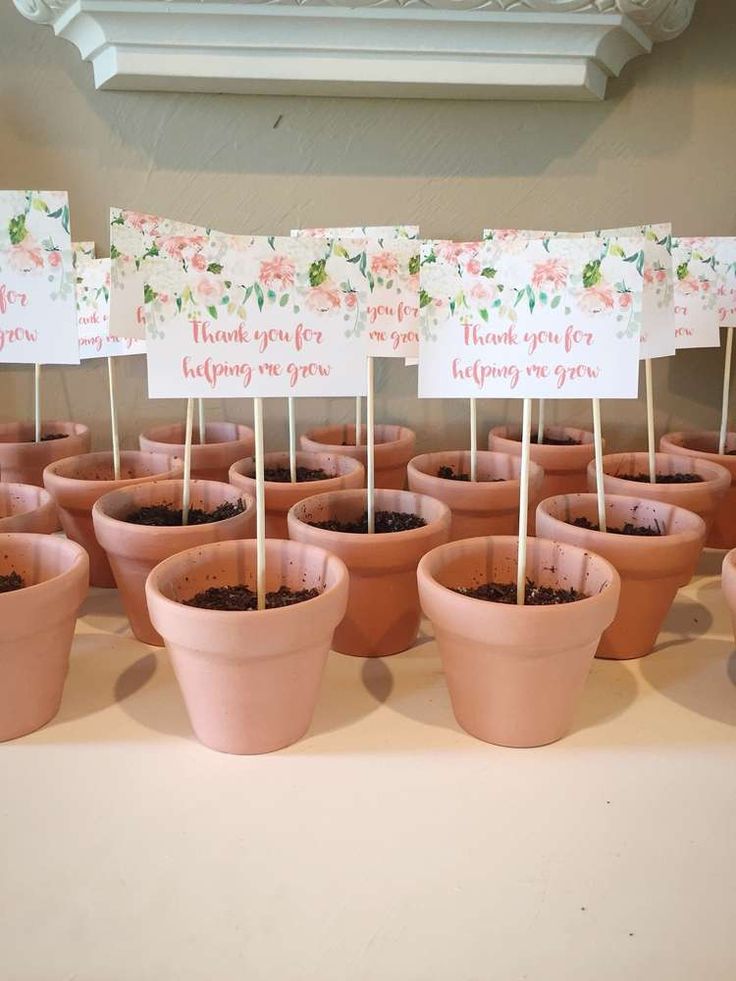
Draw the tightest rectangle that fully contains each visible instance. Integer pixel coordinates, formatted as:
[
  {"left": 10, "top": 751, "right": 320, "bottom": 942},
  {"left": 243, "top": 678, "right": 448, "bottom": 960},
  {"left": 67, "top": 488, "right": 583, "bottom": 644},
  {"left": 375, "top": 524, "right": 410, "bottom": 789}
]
[{"left": 2, "top": 548, "right": 735, "bottom": 981}]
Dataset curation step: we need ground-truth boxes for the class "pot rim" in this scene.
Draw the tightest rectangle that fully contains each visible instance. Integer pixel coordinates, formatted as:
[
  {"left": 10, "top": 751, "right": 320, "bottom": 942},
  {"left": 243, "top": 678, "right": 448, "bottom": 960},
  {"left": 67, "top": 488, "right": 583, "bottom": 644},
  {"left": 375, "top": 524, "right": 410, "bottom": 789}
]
[
  {"left": 490, "top": 423, "right": 595, "bottom": 447},
  {"left": 0, "top": 532, "right": 88, "bottom": 599},
  {"left": 140, "top": 420, "right": 254, "bottom": 449},
  {"left": 0, "top": 419, "right": 90, "bottom": 444},
  {"left": 407, "top": 449, "right": 543, "bottom": 487},
  {"left": 44, "top": 449, "right": 183, "bottom": 485},
  {"left": 230, "top": 450, "right": 364, "bottom": 485},
  {"left": 591, "top": 451, "right": 731, "bottom": 486},
  {"left": 0, "top": 482, "right": 54, "bottom": 515},
  {"left": 145, "top": 537, "right": 348, "bottom": 626},
  {"left": 661, "top": 430, "right": 735, "bottom": 459},
  {"left": 302, "top": 423, "right": 415, "bottom": 450}
]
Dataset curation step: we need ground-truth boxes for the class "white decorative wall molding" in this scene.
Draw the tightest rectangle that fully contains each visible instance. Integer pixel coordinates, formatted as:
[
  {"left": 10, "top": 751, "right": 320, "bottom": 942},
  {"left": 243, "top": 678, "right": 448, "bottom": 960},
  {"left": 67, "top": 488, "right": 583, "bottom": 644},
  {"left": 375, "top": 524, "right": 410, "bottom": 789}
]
[{"left": 13, "top": 0, "right": 698, "bottom": 101}]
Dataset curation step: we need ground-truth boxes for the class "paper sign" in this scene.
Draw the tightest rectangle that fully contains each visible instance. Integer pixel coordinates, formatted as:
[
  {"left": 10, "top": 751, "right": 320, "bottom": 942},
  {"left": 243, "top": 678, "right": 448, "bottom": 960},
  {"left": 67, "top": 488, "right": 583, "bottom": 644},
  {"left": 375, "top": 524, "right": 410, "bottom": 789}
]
[
  {"left": 713, "top": 237, "right": 736, "bottom": 328},
  {"left": 671, "top": 236, "right": 721, "bottom": 349},
  {"left": 143, "top": 234, "right": 371, "bottom": 399},
  {"left": 419, "top": 236, "right": 644, "bottom": 400},
  {"left": 293, "top": 226, "right": 420, "bottom": 358},
  {"left": 76, "top": 257, "right": 146, "bottom": 360},
  {"left": 484, "top": 224, "right": 674, "bottom": 359},
  {"left": 74, "top": 241, "right": 96, "bottom": 262},
  {"left": 0, "top": 190, "right": 79, "bottom": 365}
]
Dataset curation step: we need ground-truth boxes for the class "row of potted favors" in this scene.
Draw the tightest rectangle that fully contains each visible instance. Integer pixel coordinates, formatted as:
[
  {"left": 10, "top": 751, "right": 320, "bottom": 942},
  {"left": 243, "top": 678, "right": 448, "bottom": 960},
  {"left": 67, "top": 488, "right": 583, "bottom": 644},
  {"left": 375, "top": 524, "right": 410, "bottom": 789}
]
[{"left": 1, "top": 416, "right": 736, "bottom": 754}]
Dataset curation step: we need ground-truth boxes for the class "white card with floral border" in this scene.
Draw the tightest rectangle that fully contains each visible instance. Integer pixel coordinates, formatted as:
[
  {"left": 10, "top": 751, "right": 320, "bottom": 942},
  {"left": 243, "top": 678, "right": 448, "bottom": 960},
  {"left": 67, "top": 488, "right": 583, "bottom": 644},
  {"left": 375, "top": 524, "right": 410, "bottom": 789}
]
[
  {"left": 671, "top": 236, "right": 721, "bottom": 349},
  {"left": 76, "top": 257, "right": 146, "bottom": 360}
]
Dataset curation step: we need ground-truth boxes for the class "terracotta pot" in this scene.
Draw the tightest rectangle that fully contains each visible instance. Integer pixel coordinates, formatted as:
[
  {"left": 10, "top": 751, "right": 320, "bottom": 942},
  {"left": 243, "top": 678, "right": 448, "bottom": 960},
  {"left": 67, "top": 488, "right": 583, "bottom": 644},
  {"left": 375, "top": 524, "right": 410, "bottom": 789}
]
[
  {"left": 229, "top": 451, "right": 364, "bottom": 539},
  {"left": 0, "top": 483, "right": 58, "bottom": 534},
  {"left": 288, "top": 488, "right": 451, "bottom": 657},
  {"left": 417, "top": 535, "right": 620, "bottom": 748},
  {"left": 44, "top": 451, "right": 182, "bottom": 588},
  {"left": 587, "top": 451, "right": 730, "bottom": 543},
  {"left": 0, "top": 420, "right": 90, "bottom": 486},
  {"left": 146, "top": 537, "right": 349, "bottom": 754},
  {"left": 721, "top": 549, "right": 736, "bottom": 646},
  {"left": 536, "top": 493, "right": 705, "bottom": 660},
  {"left": 93, "top": 479, "right": 256, "bottom": 645},
  {"left": 300, "top": 424, "right": 416, "bottom": 490},
  {"left": 0, "top": 533, "right": 88, "bottom": 741},
  {"left": 140, "top": 421, "right": 255, "bottom": 483},
  {"left": 407, "top": 450, "right": 545, "bottom": 541},
  {"left": 489, "top": 424, "right": 598, "bottom": 498},
  {"left": 660, "top": 431, "right": 736, "bottom": 549}
]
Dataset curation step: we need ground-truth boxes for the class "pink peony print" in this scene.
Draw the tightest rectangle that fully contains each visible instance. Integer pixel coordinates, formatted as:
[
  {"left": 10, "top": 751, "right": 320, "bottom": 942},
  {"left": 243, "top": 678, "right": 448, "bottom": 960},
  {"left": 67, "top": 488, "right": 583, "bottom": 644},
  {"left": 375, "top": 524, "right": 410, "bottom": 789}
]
[
  {"left": 618, "top": 291, "right": 632, "bottom": 309},
  {"left": 466, "top": 258, "right": 481, "bottom": 276},
  {"left": 47, "top": 250, "right": 62, "bottom": 268},
  {"left": 344, "top": 291, "right": 357, "bottom": 309},
  {"left": 532, "top": 258, "right": 568, "bottom": 291},
  {"left": 643, "top": 267, "right": 654, "bottom": 285},
  {"left": 191, "top": 253, "right": 207, "bottom": 271},
  {"left": 655, "top": 268, "right": 667, "bottom": 284},
  {"left": 469, "top": 280, "right": 496, "bottom": 303},
  {"left": 194, "top": 274, "right": 225, "bottom": 306},
  {"left": 435, "top": 241, "right": 472, "bottom": 263},
  {"left": 678, "top": 275, "right": 700, "bottom": 296},
  {"left": 306, "top": 283, "right": 342, "bottom": 312},
  {"left": 578, "top": 285, "right": 615, "bottom": 314},
  {"left": 370, "top": 252, "right": 399, "bottom": 278},
  {"left": 8, "top": 238, "right": 44, "bottom": 272},
  {"left": 259, "top": 254, "right": 295, "bottom": 288}
]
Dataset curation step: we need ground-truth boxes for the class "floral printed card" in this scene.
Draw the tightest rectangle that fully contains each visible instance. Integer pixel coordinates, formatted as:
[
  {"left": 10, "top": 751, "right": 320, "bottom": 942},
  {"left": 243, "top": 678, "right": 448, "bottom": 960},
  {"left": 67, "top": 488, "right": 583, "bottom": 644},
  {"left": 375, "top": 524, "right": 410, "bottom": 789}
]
[
  {"left": 292, "top": 226, "right": 420, "bottom": 358},
  {"left": 142, "top": 234, "right": 371, "bottom": 399},
  {"left": 484, "top": 224, "right": 674, "bottom": 359},
  {"left": 419, "top": 236, "right": 644, "bottom": 400},
  {"left": 671, "top": 237, "right": 721, "bottom": 349},
  {"left": 713, "top": 238, "right": 736, "bottom": 328},
  {"left": 76, "top": 257, "right": 146, "bottom": 360},
  {"left": 0, "top": 190, "right": 79, "bottom": 365},
  {"left": 74, "top": 241, "right": 96, "bottom": 262}
]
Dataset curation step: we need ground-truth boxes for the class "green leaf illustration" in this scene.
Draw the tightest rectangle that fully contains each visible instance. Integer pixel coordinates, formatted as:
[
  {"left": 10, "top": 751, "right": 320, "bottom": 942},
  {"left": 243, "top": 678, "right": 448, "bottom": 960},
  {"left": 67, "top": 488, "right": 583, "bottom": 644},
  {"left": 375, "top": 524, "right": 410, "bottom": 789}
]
[
  {"left": 143, "top": 283, "right": 157, "bottom": 304},
  {"left": 207, "top": 262, "right": 223, "bottom": 274},
  {"left": 550, "top": 295, "right": 561, "bottom": 309},
  {"left": 676, "top": 261, "right": 689, "bottom": 281},
  {"left": 582, "top": 259, "right": 602, "bottom": 288},
  {"left": 419, "top": 289, "right": 433, "bottom": 309},
  {"left": 279, "top": 293, "right": 289, "bottom": 307},
  {"left": 254, "top": 282, "right": 264, "bottom": 311},
  {"left": 408, "top": 254, "right": 420, "bottom": 275},
  {"left": 109, "top": 244, "right": 120, "bottom": 259},
  {"left": 207, "top": 305, "right": 218, "bottom": 320},
  {"left": 481, "top": 267, "right": 496, "bottom": 279},
  {"left": 479, "top": 308, "right": 489, "bottom": 322},
  {"left": 8, "top": 214, "right": 27, "bottom": 246},
  {"left": 309, "top": 259, "right": 328, "bottom": 287}
]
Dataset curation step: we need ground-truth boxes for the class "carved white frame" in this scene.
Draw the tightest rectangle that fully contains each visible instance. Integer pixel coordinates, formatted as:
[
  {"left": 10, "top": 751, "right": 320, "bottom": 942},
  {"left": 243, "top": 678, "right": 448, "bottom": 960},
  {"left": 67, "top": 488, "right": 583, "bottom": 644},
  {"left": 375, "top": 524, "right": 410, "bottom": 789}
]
[{"left": 14, "top": 0, "right": 698, "bottom": 100}]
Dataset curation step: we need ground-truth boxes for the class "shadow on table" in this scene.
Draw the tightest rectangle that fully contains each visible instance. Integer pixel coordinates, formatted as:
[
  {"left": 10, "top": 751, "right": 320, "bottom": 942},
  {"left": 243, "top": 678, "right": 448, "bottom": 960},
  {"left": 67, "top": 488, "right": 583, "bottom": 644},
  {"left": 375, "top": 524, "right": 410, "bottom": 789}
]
[
  {"left": 640, "top": 638, "right": 736, "bottom": 728},
  {"left": 113, "top": 652, "right": 193, "bottom": 739}
]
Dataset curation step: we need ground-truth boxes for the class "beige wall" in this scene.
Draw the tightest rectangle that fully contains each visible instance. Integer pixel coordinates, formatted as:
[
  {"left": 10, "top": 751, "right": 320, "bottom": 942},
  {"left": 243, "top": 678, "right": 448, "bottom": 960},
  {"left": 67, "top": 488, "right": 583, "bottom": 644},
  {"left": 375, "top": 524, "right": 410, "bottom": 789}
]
[{"left": 1, "top": 1, "right": 735, "bottom": 452}]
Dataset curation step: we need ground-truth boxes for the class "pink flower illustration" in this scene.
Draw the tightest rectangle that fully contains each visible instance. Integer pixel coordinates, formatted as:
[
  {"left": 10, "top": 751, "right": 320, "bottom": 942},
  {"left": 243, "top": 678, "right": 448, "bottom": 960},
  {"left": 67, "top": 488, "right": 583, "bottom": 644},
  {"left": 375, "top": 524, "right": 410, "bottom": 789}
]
[
  {"left": 655, "top": 268, "right": 667, "bottom": 284},
  {"left": 466, "top": 258, "right": 481, "bottom": 275},
  {"left": 643, "top": 267, "right": 654, "bottom": 285},
  {"left": 435, "top": 241, "right": 472, "bottom": 263},
  {"left": 370, "top": 252, "right": 399, "bottom": 278},
  {"left": 8, "top": 239, "right": 44, "bottom": 272},
  {"left": 678, "top": 275, "right": 700, "bottom": 296},
  {"left": 194, "top": 274, "right": 225, "bottom": 306},
  {"left": 618, "top": 291, "right": 632, "bottom": 309},
  {"left": 407, "top": 273, "right": 420, "bottom": 294},
  {"left": 344, "top": 292, "right": 357, "bottom": 309},
  {"left": 126, "top": 212, "right": 157, "bottom": 232},
  {"left": 578, "top": 285, "right": 615, "bottom": 314},
  {"left": 191, "top": 253, "right": 207, "bottom": 271},
  {"left": 701, "top": 279, "right": 711, "bottom": 293},
  {"left": 532, "top": 258, "right": 568, "bottom": 291},
  {"left": 306, "top": 283, "right": 341, "bottom": 312},
  {"left": 47, "top": 250, "right": 62, "bottom": 268},
  {"left": 469, "top": 281, "right": 495, "bottom": 303},
  {"left": 259, "top": 254, "right": 295, "bottom": 288}
]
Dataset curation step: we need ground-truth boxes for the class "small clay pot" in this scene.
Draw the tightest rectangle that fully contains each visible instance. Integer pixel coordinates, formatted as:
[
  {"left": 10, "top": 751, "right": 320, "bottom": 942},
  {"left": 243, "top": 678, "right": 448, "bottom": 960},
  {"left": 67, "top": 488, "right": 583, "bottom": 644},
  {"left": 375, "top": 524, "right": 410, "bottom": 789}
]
[
  {"left": 407, "top": 450, "right": 545, "bottom": 541},
  {"left": 0, "top": 533, "right": 89, "bottom": 741},
  {"left": 300, "top": 424, "right": 416, "bottom": 490},
  {"left": 140, "top": 421, "right": 255, "bottom": 483},
  {"left": 288, "top": 487, "right": 451, "bottom": 657},
  {"left": 0, "top": 420, "right": 90, "bottom": 486},
  {"left": 536, "top": 493, "right": 705, "bottom": 660},
  {"left": 145, "top": 537, "right": 349, "bottom": 754},
  {"left": 660, "top": 432, "right": 736, "bottom": 549},
  {"left": 44, "top": 451, "right": 182, "bottom": 587},
  {"left": 417, "top": 535, "right": 620, "bottom": 748},
  {"left": 229, "top": 451, "right": 364, "bottom": 539},
  {"left": 93, "top": 479, "right": 256, "bottom": 645},
  {"left": 0, "top": 483, "right": 58, "bottom": 534},
  {"left": 587, "top": 451, "right": 730, "bottom": 543},
  {"left": 721, "top": 549, "right": 736, "bottom": 646},
  {"left": 488, "top": 424, "right": 598, "bottom": 498}
]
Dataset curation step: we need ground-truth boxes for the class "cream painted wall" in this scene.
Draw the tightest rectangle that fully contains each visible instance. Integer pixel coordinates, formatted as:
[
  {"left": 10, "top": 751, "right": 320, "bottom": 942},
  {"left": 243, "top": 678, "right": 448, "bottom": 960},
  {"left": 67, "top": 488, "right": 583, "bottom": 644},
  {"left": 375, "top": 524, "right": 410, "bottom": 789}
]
[{"left": 0, "top": 1, "right": 735, "bottom": 452}]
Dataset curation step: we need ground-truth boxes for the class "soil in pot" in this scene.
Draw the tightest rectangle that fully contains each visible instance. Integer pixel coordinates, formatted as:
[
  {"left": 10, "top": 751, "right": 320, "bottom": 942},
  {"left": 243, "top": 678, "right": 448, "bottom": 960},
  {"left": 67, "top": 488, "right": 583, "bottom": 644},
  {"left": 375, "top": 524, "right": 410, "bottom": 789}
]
[
  {"left": 263, "top": 465, "right": 330, "bottom": 482},
  {"left": 0, "top": 571, "right": 24, "bottom": 593},
  {"left": 124, "top": 500, "right": 245, "bottom": 526},
  {"left": 308, "top": 510, "right": 426, "bottom": 533},
  {"left": 571, "top": 516, "right": 663, "bottom": 536},
  {"left": 454, "top": 580, "right": 585, "bottom": 605},
  {"left": 183, "top": 583, "right": 321, "bottom": 610},
  {"left": 530, "top": 433, "right": 580, "bottom": 446},
  {"left": 436, "top": 465, "right": 503, "bottom": 482},
  {"left": 616, "top": 472, "right": 703, "bottom": 484},
  {"left": 40, "top": 433, "right": 68, "bottom": 442}
]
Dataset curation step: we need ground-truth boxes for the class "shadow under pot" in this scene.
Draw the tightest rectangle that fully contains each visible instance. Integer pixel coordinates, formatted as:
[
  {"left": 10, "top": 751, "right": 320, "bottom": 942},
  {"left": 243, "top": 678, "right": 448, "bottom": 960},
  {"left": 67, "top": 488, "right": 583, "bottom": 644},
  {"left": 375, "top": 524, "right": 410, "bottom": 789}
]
[
  {"left": 488, "top": 424, "right": 598, "bottom": 498},
  {"left": 417, "top": 535, "right": 620, "bottom": 748},
  {"left": 0, "top": 483, "right": 58, "bottom": 535},
  {"left": 721, "top": 549, "right": 736, "bottom": 648},
  {"left": 407, "top": 449, "right": 544, "bottom": 541},
  {"left": 0, "top": 420, "right": 90, "bottom": 486},
  {"left": 659, "top": 431, "right": 736, "bottom": 549},
  {"left": 288, "top": 487, "right": 451, "bottom": 657},
  {"left": 43, "top": 450, "right": 182, "bottom": 588},
  {"left": 299, "top": 424, "right": 416, "bottom": 490},
  {"left": 587, "top": 451, "right": 730, "bottom": 544},
  {"left": 139, "top": 421, "right": 255, "bottom": 483},
  {"left": 145, "top": 537, "right": 349, "bottom": 754},
  {"left": 0, "top": 533, "right": 89, "bottom": 741},
  {"left": 536, "top": 493, "right": 705, "bottom": 660},
  {"left": 93, "top": 479, "right": 256, "bottom": 645},
  {"left": 229, "top": 451, "right": 364, "bottom": 539}
]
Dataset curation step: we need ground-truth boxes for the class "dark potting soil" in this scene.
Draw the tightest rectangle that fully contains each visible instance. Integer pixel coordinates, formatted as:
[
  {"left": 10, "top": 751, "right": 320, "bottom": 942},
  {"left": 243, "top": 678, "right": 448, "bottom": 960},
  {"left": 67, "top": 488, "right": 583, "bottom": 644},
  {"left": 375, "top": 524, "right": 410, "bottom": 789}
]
[
  {"left": 183, "top": 583, "right": 320, "bottom": 611},
  {"left": 308, "top": 510, "right": 426, "bottom": 534},
  {"left": 124, "top": 500, "right": 245, "bottom": 526},
  {"left": 454, "top": 580, "right": 585, "bottom": 605},
  {"left": 40, "top": 433, "right": 68, "bottom": 441},
  {"left": 616, "top": 472, "right": 703, "bottom": 484},
  {"left": 571, "top": 516, "right": 663, "bottom": 536},
  {"left": 529, "top": 434, "right": 580, "bottom": 446},
  {"left": 436, "top": 465, "right": 503, "bottom": 482},
  {"left": 0, "top": 570, "right": 25, "bottom": 593},
  {"left": 263, "top": 465, "right": 331, "bottom": 483}
]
